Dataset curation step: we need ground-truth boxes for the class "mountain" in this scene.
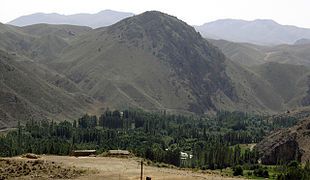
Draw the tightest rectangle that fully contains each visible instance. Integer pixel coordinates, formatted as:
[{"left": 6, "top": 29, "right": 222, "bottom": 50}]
[
  {"left": 252, "top": 62, "right": 310, "bottom": 106},
  {"left": 209, "top": 39, "right": 266, "bottom": 66},
  {"left": 195, "top": 19, "right": 310, "bottom": 45},
  {"left": 48, "top": 11, "right": 309, "bottom": 114},
  {"left": 211, "top": 39, "right": 310, "bottom": 108},
  {"left": 0, "top": 50, "right": 99, "bottom": 129},
  {"left": 295, "top": 38, "right": 310, "bottom": 45},
  {"left": 211, "top": 39, "right": 310, "bottom": 67},
  {"left": 48, "top": 11, "right": 239, "bottom": 114},
  {"left": 2, "top": 11, "right": 310, "bottom": 128},
  {"left": 8, "top": 10, "right": 134, "bottom": 28},
  {"left": 256, "top": 112, "right": 310, "bottom": 164},
  {"left": 0, "top": 23, "right": 100, "bottom": 129}
]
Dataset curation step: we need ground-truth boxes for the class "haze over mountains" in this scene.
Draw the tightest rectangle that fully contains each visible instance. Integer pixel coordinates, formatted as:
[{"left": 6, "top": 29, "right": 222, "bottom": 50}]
[
  {"left": 8, "top": 10, "right": 310, "bottom": 46},
  {"left": 1, "top": 10, "right": 310, "bottom": 129},
  {"left": 194, "top": 19, "right": 310, "bottom": 45},
  {"left": 8, "top": 10, "right": 134, "bottom": 28}
]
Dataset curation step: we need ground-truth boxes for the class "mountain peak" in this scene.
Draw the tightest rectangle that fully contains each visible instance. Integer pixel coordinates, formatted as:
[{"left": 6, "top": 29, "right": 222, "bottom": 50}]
[
  {"left": 102, "top": 11, "right": 236, "bottom": 112},
  {"left": 108, "top": 10, "right": 197, "bottom": 39}
]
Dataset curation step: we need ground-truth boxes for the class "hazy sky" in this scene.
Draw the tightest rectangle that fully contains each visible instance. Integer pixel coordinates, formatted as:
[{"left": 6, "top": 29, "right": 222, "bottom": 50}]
[{"left": 1, "top": 0, "right": 310, "bottom": 27}]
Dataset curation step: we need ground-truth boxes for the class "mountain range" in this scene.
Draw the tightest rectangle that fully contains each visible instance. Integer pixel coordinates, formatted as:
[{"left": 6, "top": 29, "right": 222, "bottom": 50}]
[
  {"left": 8, "top": 10, "right": 134, "bottom": 28},
  {"left": 195, "top": 19, "right": 310, "bottom": 45},
  {"left": 1, "top": 11, "right": 310, "bottom": 129},
  {"left": 8, "top": 10, "right": 310, "bottom": 46}
]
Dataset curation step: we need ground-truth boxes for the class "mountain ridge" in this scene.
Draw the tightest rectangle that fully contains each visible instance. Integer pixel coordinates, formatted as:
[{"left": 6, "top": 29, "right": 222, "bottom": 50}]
[
  {"left": 195, "top": 19, "right": 310, "bottom": 45},
  {"left": 8, "top": 10, "right": 134, "bottom": 28},
  {"left": 1, "top": 10, "right": 310, "bottom": 128}
]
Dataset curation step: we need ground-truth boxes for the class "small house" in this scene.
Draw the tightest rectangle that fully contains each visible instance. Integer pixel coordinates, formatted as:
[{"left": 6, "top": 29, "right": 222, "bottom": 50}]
[{"left": 108, "top": 150, "right": 130, "bottom": 156}]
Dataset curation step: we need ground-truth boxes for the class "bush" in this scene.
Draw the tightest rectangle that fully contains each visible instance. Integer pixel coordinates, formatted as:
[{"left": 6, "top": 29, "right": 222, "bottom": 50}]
[
  {"left": 276, "top": 161, "right": 310, "bottom": 180},
  {"left": 233, "top": 165, "right": 243, "bottom": 176},
  {"left": 254, "top": 167, "right": 269, "bottom": 178}
]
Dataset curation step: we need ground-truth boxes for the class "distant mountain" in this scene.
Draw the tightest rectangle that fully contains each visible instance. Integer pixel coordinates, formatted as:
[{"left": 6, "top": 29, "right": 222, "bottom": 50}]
[
  {"left": 195, "top": 19, "right": 310, "bottom": 45},
  {"left": 295, "top": 38, "right": 310, "bottom": 45},
  {"left": 8, "top": 10, "right": 134, "bottom": 28}
]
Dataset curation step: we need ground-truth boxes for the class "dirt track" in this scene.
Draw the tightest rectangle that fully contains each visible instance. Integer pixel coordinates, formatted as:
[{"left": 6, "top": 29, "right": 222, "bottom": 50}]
[{"left": 42, "top": 155, "right": 244, "bottom": 180}]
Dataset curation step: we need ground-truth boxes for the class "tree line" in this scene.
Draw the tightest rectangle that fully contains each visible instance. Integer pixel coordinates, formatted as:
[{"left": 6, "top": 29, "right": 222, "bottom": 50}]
[{"left": 0, "top": 109, "right": 299, "bottom": 169}]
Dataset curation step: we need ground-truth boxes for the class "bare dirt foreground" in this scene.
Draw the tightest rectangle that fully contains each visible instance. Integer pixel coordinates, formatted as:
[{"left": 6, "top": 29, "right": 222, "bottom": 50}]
[
  {"left": 1, "top": 155, "right": 245, "bottom": 180},
  {"left": 43, "top": 155, "right": 244, "bottom": 180}
]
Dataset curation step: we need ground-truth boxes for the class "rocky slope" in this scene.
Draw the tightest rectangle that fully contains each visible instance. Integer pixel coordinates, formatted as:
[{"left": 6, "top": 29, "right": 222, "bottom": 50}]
[
  {"left": 256, "top": 114, "right": 310, "bottom": 164},
  {"left": 2, "top": 11, "right": 310, "bottom": 128},
  {"left": 49, "top": 11, "right": 293, "bottom": 114}
]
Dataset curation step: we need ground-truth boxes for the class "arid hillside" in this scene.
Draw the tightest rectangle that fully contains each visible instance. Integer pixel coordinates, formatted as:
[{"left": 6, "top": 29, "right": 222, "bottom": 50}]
[
  {"left": 256, "top": 114, "right": 310, "bottom": 164},
  {"left": 2, "top": 11, "right": 310, "bottom": 128}
]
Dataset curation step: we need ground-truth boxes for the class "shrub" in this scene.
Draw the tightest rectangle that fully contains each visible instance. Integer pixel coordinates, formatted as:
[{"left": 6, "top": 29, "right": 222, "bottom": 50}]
[
  {"left": 233, "top": 165, "right": 243, "bottom": 176},
  {"left": 254, "top": 167, "right": 269, "bottom": 178}
]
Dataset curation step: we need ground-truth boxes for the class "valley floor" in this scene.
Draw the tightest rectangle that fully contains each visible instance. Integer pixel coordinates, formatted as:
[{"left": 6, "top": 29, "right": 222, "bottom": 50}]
[{"left": 43, "top": 155, "right": 243, "bottom": 180}]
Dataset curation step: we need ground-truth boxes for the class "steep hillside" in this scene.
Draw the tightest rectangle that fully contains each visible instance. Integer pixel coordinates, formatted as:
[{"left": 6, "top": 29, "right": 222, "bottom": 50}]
[
  {"left": 2, "top": 11, "right": 310, "bottom": 128},
  {"left": 195, "top": 19, "right": 310, "bottom": 45},
  {"left": 50, "top": 11, "right": 298, "bottom": 114},
  {"left": 0, "top": 48, "right": 99, "bottom": 129},
  {"left": 265, "top": 44, "right": 310, "bottom": 66},
  {"left": 20, "top": 24, "right": 92, "bottom": 62},
  {"left": 51, "top": 11, "right": 239, "bottom": 113},
  {"left": 0, "top": 23, "right": 34, "bottom": 55},
  {"left": 8, "top": 10, "right": 134, "bottom": 28},
  {"left": 212, "top": 39, "right": 310, "bottom": 67},
  {"left": 252, "top": 62, "right": 310, "bottom": 105},
  {"left": 210, "top": 39, "right": 310, "bottom": 111},
  {"left": 256, "top": 116, "right": 310, "bottom": 164},
  {"left": 209, "top": 39, "right": 266, "bottom": 66},
  {"left": 19, "top": 24, "right": 92, "bottom": 40},
  {"left": 0, "top": 23, "right": 91, "bottom": 63}
]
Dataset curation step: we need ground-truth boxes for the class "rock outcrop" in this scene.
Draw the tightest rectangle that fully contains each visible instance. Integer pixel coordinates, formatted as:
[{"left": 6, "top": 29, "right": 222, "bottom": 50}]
[{"left": 256, "top": 117, "right": 310, "bottom": 164}]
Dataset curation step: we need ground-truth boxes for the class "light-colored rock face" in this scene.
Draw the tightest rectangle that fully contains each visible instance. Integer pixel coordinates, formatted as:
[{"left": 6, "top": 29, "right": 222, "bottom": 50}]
[{"left": 256, "top": 117, "right": 310, "bottom": 164}]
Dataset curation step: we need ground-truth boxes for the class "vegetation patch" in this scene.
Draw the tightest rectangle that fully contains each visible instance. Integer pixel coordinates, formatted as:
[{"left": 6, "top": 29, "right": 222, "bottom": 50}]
[{"left": 0, "top": 158, "right": 87, "bottom": 179}]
